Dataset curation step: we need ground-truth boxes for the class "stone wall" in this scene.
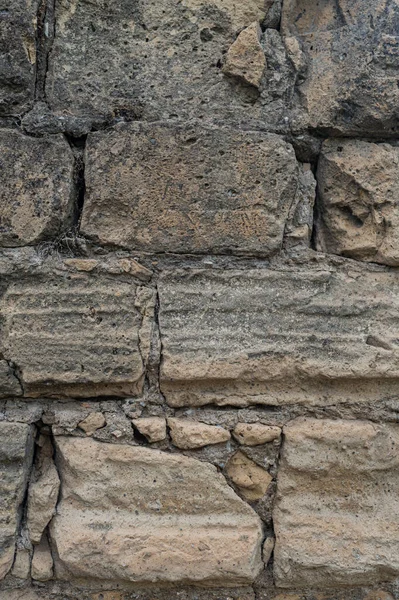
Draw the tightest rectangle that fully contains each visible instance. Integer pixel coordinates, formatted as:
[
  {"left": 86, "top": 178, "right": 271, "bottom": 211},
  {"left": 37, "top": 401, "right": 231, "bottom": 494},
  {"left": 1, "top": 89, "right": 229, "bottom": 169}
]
[{"left": 1, "top": 1, "right": 399, "bottom": 599}]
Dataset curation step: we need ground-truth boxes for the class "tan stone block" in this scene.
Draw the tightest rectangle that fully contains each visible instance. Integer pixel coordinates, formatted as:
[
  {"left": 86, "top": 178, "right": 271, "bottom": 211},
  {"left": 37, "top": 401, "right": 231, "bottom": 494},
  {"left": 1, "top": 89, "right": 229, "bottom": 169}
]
[
  {"left": 31, "top": 536, "right": 53, "bottom": 581},
  {"left": 51, "top": 437, "right": 263, "bottom": 585},
  {"left": 0, "top": 130, "right": 75, "bottom": 247},
  {"left": 78, "top": 412, "right": 106, "bottom": 436},
  {"left": 81, "top": 123, "right": 298, "bottom": 255},
  {"left": 225, "top": 451, "right": 272, "bottom": 501},
  {"left": 222, "top": 23, "right": 266, "bottom": 88},
  {"left": 168, "top": 418, "right": 231, "bottom": 449},
  {"left": 274, "top": 418, "right": 399, "bottom": 588},
  {"left": 11, "top": 548, "right": 31, "bottom": 579},
  {"left": 233, "top": 423, "right": 281, "bottom": 446},
  {"left": 132, "top": 417, "right": 167, "bottom": 443}
]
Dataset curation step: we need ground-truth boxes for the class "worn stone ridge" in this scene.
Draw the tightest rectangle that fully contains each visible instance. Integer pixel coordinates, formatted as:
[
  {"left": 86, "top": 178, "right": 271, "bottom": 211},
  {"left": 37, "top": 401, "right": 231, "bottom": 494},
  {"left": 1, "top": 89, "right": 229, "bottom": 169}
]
[
  {"left": 158, "top": 265, "right": 399, "bottom": 407},
  {"left": 51, "top": 436, "right": 263, "bottom": 586},
  {"left": 316, "top": 139, "right": 399, "bottom": 266},
  {"left": 274, "top": 418, "right": 399, "bottom": 588},
  {"left": 0, "top": 422, "right": 34, "bottom": 580},
  {"left": 80, "top": 122, "right": 300, "bottom": 255},
  {"left": 281, "top": 0, "right": 399, "bottom": 134},
  {"left": 0, "top": 260, "right": 154, "bottom": 398},
  {"left": 0, "top": 130, "right": 75, "bottom": 247}
]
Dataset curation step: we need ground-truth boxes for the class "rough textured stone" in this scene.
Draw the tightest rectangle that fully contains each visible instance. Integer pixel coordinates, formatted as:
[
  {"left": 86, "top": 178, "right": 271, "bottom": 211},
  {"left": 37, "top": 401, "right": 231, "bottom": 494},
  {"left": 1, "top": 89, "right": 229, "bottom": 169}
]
[
  {"left": 0, "top": 422, "right": 34, "bottom": 580},
  {"left": 281, "top": 0, "right": 399, "bottom": 134},
  {"left": 316, "top": 140, "right": 399, "bottom": 266},
  {"left": 0, "top": 0, "right": 37, "bottom": 115},
  {"left": 0, "top": 130, "right": 75, "bottom": 247},
  {"left": 233, "top": 424, "right": 281, "bottom": 446},
  {"left": 159, "top": 266, "right": 399, "bottom": 407},
  {"left": 0, "top": 267, "right": 151, "bottom": 398},
  {"left": 168, "top": 418, "right": 231, "bottom": 449},
  {"left": 81, "top": 123, "right": 298, "bottom": 255},
  {"left": 284, "top": 164, "right": 316, "bottom": 250},
  {"left": 225, "top": 451, "right": 272, "bottom": 500},
  {"left": 274, "top": 418, "right": 399, "bottom": 588},
  {"left": 27, "top": 438, "right": 60, "bottom": 544},
  {"left": 132, "top": 417, "right": 167, "bottom": 443},
  {"left": 31, "top": 536, "right": 53, "bottom": 581},
  {"left": 51, "top": 436, "right": 263, "bottom": 585},
  {"left": 78, "top": 412, "right": 106, "bottom": 436},
  {"left": 0, "top": 359, "right": 22, "bottom": 398},
  {"left": 222, "top": 23, "right": 266, "bottom": 88},
  {"left": 263, "top": 537, "right": 275, "bottom": 565},
  {"left": 11, "top": 547, "right": 31, "bottom": 579}
]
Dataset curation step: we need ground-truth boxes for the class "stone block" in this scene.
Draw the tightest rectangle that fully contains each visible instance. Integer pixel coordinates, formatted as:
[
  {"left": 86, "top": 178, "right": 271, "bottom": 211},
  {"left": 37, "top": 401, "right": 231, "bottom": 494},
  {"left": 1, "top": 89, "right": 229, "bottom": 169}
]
[
  {"left": 274, "top": 418, "right": 399, "bottom": 587},
  {"left": 81, "top": 123, "right": 298, "bottom": 255},
  {"left": 0, "top": 359, "right": 22, "bottom": 398},
  {"left": 168, "top": 418, "right": 231, "bottom": 449},
  {"left": 50, "top": 436, "right": 263, "bottom": 585}
]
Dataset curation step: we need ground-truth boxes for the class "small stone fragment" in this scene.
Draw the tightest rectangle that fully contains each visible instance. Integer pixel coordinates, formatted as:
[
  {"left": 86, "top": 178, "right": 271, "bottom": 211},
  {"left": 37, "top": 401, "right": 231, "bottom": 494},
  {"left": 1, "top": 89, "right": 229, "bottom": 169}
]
[
  {"left": 132, "top": 417, "right": 167, "bottom": 443},
  {"left": 233, "top": 423, "right": 281, "bottom": 446},
  {"left": 11, "top": 548, "right": 31, "bottom": 579},
  {"left": 226, "top": 451, "right": 272, "bottom": 501},
  {"left": 27, "top": 437, "right": 60, "bottom": 544},
  {"left": 222, "top": 23, "right": 266, "bottom": 88},
  {"left": 168, "top": 419, "right": 231, "bottom": 449},
  {"left": 78, "top": 412, "right": 106, "bottom": 436},
  {"left": 263, "top": 537, "right": 275, "bottom": 565},
  {"left": 0, "top": 359, "right": 22, "bottom": 398},
  {"left": 31, "top": 536, "right": 53, "bottom": 581}
]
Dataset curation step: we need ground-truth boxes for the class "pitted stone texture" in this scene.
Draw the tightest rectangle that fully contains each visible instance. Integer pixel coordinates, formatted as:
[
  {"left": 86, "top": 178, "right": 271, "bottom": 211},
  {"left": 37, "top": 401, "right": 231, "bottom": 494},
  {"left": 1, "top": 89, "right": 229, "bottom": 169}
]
[
  {"left": 281, "top": 0, "right": 399, "bottom": 134},
  {"left": 225, "top": 451, "right": 272, "bottom": 501},
  {"left": 132, "top": 417, "right": 167, "bottom": 443},
  {"left": 81, "top": 123, "right": 298, "bottom": 255},
  {"left": 0, "top": 0, "right": 37, "bottom": 115},
  {"left": 46, "top": 0, "right": 280, "bottom": 125},
  {"left": 0, "top": 422, "right": 34, "bottom": 580},
  {"left": 159, "top": 266, "right": 399, "bottom": 407},
  {"left": 51, "top": 437, "right": 263, "bottom": 585},
  {"left": 0, "top": 359, "right": 22, "bottom": 397},
  {"left": 233, "top": 424, "right": 281, "bottom": 446},
  {"left": 0, "top": 269, "right": 150, "bottom": 398},
  {"left": 168, "top": 418, "right": 231, "bottom": 449},
  {"left": 222, "top": 22, "right": 266, "bottom": 88},
  {"left": 316, "top": 140, "right": 399, "bottom": 266},
  {"left": 0, "top": 131, "right": 75, "bottom": 247},
  {"left": 274, "top": 418, "right": 399, "bottom": 587}
]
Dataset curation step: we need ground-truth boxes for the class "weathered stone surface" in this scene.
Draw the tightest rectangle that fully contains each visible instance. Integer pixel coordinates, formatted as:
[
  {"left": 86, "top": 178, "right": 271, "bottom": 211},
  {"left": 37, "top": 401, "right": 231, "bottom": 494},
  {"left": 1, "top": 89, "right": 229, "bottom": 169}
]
[
  {"left": 0, "top": 131, "right": 75, "bottom": 247},
  {"left": 51, "top": 437, "right": 263, "bottom": 585},
  {"left": 316, "top": 140, "right": 399, "bottom": 266},
  {"left": 263, "top": 537, "right": 275, "bottom": 565},
  {"left": 233, "top": 424, "right": 281, "bottom": 446},
  {"left": 27, "top": 438, "right": 60, "bottom": 544},
  {"left": 159, "top": 266, "right": 399, "bottom": 407},
  {"left": 0, "top": 359, "right": 22, "bottom": 398},
  {"left": 222, "top": 23, "right": 266, "bottom": 88},
  {"left": 31, "top": 536, "right": 53, "bottom": 581},
  {"left": 0, "top": 267, "right": 151, "bottom": 398},
  {"left": 274, "top": 418, "right": 399, "bottom": 588},
  {"left": 0, "top": 422, "right": 34, "bottom": 580},
  {"left": 284, "top": 164, "right": 316, "bottom": 250},
  {"left": 81, "top": 123, "right": 298, "bottom": 255},
  {"left": 78, "top": 412, "right": 106, "bottom": 436},
  {"left": 225, "top": 451, "right": 272, "bottom": 500},
  {"left": 11, "top": 547, "right": 31, "bottom": 579},
  {"left": 0, "top": 0, "right": 37, "bottom": 115},
  {"left": 281, "top": 0, "right": 399, "bottom": 134},
  {"left": 132, "top": 417, "right": 167, "bottom": 443},
  {"left": 168, "top": 418, "right": 231, "bottom": 449}
]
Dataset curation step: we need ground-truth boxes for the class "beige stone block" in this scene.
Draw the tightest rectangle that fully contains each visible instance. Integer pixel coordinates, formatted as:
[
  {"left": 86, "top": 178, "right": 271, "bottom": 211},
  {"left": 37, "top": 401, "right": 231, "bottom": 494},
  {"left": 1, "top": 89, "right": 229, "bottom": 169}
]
[
  {"left": 168, "top": 418, "right": 230, "bottom": 449},
  {"left": 78, "top": 412, "right": 106, "bottom": 436},
  {"left": 31, "top": 536, "right": 53, "bottom": 581},
  {"left": 222, "top": 23, "right": 266, "bottom": 88},
  {"left": 132, "top": 417, "right": 167, "bottom": 443},
  {"left": 233, "top": 423, "right": 281, "bottom": 446},
  {"left": 225, "top": 451, "right": 272, "bottom": 501}
]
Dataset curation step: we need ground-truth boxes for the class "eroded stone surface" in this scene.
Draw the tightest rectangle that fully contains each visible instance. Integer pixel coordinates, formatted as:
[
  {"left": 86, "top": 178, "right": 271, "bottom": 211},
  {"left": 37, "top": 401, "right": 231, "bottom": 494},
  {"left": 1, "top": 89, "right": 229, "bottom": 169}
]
[
  {"left": 50, "top": 437, "right": 263, "bottom": 585},
  {"left": 316, "top": 140, "right": 399, "bottom": 266},
  {"left": 225, "top": 451, "right": 272, "bottom": 500},
  {"left": 0, "top": 359, "right": 22, "bottom": 398},
  {"left": 274, "top": 418, "right": 399, "bottom": 588},
  {"left": 0, "top": 266, "right": 151, "bottom": 398},
  {"left": 78, "top": 412, "right": 106, "bottom": 436},
  {"left": 281, "top": 0, "right": 399, "bottom": 134},
  {"left": 0, "top": 422, "right": 34, "bottom": 580},
  {"left": 168, "top": 418, "right": 231, "bottom": 449},
  {"left": 132, "top": 417, "right": 167, "bottom": 443},
  {"left": 81, "top": 123, "right": 298, "bottom": 255},
  {"left": 233, "top": 424, "right": 281, "bottom": 446},
  {"left": 31, "top": 536, "right": 53, "bottom": 582},
  {"left": 222, "top": 23, "right": 266, "bottom": 88},
  {"left": 159, "top": 266, "right": 399, "bottom": 407},
  {"left": 0, "top": 130, "right": 75, "bottom": 247}
]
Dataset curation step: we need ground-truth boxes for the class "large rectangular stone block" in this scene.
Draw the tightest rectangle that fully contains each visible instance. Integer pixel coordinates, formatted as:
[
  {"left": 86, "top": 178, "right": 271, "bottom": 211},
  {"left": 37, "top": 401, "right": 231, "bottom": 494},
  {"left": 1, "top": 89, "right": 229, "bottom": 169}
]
[
  {"left": 80, "top": 123, "right": 299, "bottom": 255},
  {"left": 0, "top": 130, "right": 75, "bottom": 247},
  {"left": 51, "top": 436, "right": 263, "bottom": 586},
  {"left": 158, "top": 266, "right": 399, "bottom": 407},
  {"left": 0, "top": 0, "right": 38, "bottom": 115},
  {"left": 0, "top": 262, "right": 152, "bottom": 398},
  {"left": 273, "top": 418, "right": 399, "bottom": 587},
  {"left": 0, "top": 422, "right": 34, "bottom": 580},
  {"left": 281, "top": 0, "right": 399, "bottom": 134}
]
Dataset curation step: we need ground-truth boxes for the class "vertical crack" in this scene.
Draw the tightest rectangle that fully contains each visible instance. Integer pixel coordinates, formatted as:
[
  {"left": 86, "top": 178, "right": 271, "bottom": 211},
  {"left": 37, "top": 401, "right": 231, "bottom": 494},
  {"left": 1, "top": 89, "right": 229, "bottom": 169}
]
[
  {"left": 310, "top": 154, "right": 321, "bottom": 251},
  {"left": 65, "top": 134, "right": 87, "bottom": 228},
  {"left": 34, "top": 0, "right": 56, "bottom": 101}
]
